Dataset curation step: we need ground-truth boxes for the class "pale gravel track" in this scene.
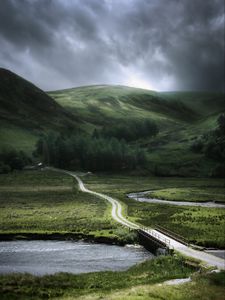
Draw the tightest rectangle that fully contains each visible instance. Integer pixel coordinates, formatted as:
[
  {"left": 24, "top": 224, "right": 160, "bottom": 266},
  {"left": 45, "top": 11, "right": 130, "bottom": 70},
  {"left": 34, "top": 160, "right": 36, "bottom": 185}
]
[{"left": 50, "top": 168, "right": 225, "bottom": 270}]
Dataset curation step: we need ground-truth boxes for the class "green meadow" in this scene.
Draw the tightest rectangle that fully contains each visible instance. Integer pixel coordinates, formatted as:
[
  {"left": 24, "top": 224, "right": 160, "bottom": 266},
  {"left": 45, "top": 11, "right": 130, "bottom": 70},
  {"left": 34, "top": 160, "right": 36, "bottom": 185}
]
[
  {"left": 0, "top": 170, "right": 135, "bottom": 243},
  {"left": 1, "top": 170, "right": 224, "bottom": 248},
  {"left": 84, "top": 174, "right": 225, "bottom": 248}
]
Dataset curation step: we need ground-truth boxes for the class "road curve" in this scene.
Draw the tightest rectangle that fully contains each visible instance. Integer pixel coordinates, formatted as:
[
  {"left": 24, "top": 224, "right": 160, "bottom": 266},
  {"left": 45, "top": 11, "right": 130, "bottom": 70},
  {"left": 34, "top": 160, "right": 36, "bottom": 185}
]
[
  {"left": 62, "top": 170, "right": 138, "bottom": 229},
  {"left": 50, "top": 168, "right": 225, "bottom": 270}
]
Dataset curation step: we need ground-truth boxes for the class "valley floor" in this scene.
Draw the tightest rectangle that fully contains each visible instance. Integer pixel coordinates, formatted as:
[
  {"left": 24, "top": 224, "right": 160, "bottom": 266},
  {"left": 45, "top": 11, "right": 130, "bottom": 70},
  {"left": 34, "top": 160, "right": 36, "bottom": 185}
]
[{"left": 0, "top": 170, "right": 225, "bottom": 299}]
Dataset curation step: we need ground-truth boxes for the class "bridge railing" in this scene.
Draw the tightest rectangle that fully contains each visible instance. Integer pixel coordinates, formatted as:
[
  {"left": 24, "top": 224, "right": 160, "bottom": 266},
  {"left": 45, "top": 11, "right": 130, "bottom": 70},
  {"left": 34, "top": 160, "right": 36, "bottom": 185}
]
[
  {"left": 154, "top": 225, "right": 189, "bottom": 246},
  {"left": 139, "top": 226, "right": 172, "bottom": 249}
]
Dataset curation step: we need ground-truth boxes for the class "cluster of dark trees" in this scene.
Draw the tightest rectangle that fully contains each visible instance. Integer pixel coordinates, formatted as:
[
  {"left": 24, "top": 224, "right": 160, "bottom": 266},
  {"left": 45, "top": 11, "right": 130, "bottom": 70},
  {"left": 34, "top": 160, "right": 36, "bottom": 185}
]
[
  {"left": 94, "top": 119, "right": 159, "bottom": 141},
  {"left": 0, "top": 150, "right": 31, "bottom": 174},
  {"left": 34, "top": 133, "right": 147, "bottom": 172},
  {"left": 190, "top": 114, "right": 225, "bottom": 177}
]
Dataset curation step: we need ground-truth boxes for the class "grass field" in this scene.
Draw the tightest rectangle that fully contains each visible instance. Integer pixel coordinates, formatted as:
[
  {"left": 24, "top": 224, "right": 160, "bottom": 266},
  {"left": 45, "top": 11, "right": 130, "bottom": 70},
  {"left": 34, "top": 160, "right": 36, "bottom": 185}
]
[
  {"left": 84, "top": 175, "right": 225, "bottom": 248},
  {"left": 0, "top": 170, "right": 130, "bottom": 242},
  {"left": 1, "top": 170, "right": 224, "bottom": 247}
]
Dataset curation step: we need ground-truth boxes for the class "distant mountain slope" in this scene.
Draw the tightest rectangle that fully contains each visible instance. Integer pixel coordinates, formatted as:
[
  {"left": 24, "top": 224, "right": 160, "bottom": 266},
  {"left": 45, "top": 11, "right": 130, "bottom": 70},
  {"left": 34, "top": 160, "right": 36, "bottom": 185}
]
[
  {"left": 49, "top": 85, "right": 195, "bottom": 126},
  {"left": 49, "top": 85, "right": 224, "bottom": 130},
  {"left": 0, "top": 69, "right": 78, "bottom": 152}
]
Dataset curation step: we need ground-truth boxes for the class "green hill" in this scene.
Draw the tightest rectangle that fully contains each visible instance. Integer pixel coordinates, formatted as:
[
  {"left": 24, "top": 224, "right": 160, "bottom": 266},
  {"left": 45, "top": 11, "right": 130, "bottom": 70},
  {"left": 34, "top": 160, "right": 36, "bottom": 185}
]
[
  {"left": 49, "top": 85, "right": 199, "bottom": 128},
  {"left": 49, "top": 85, "right": 225, "bottom": 176},
  {"left": 0, "top": 69, "right": 224, "bottom": 176},
  {"left": 0, "top": 69, "right": 78, "bottom": 152},
  {"left": 49, "top": 85, "right": 224, "bottom": 130}
]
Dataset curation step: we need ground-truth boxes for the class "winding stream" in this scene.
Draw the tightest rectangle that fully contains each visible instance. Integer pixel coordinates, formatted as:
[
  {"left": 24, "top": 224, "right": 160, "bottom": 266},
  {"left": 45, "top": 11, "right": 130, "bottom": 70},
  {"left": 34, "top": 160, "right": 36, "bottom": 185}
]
[
  {"left": 128, "top": 191, "right": 225, "bottom": 208},
  {"left": 0, "top": 240, "right": 153, "bottom": 275}
]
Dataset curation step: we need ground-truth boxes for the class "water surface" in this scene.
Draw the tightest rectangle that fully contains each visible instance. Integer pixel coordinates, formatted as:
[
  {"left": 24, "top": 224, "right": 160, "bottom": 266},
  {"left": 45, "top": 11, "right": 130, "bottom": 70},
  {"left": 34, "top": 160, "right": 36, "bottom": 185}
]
[
  {"left": 0, "top": 240, "right": 152, "bottom": 275},
  {"left": 128, "top": 192, "right": 225, "bottom": 208}
]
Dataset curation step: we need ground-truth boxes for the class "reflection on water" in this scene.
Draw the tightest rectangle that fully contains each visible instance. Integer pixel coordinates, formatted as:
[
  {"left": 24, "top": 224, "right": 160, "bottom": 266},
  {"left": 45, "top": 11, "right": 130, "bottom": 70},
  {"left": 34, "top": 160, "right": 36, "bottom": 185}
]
[{"left": 0, "top": 240, "right": 153, "bottom": 275}]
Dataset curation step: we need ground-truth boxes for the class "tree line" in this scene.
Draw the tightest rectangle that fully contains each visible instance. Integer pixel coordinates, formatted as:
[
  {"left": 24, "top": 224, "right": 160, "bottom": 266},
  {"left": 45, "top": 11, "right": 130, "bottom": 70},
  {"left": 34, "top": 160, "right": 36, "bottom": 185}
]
[
  {"left": 190, "top": 114, "right": 225, "bottom": 177},
  {"left": 0, "top": 150, "right": 31, "bottom": 174},
  {"left": 34, "top": 133, "right": 147, "bottom": 172}
]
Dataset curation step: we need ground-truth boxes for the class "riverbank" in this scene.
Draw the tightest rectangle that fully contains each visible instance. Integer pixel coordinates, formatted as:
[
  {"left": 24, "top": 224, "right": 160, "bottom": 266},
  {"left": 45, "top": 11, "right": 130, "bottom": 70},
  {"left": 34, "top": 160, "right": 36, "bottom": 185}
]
[{"left": 0, "top": 230, "right": 138, "bottom": 246}]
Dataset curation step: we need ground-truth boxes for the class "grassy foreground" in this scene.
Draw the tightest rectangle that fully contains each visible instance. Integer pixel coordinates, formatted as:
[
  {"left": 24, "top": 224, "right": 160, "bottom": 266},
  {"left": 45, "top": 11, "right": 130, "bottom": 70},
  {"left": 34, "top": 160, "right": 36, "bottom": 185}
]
[
  {"left": 0, "top": 256, "right": 198, "bottom": 300},
  {"left": 0, "top": 255, "right": 224, "bottom": 300}
]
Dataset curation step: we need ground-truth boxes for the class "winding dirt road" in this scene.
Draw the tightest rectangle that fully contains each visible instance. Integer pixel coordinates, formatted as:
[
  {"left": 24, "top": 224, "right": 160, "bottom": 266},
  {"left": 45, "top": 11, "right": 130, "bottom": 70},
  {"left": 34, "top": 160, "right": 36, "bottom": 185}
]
[
  {"left": 65, "top": 170, "right": 138, "bottom": 229},
  {"left": 51, "top": 168, "right": 225, "bottom": 270}
]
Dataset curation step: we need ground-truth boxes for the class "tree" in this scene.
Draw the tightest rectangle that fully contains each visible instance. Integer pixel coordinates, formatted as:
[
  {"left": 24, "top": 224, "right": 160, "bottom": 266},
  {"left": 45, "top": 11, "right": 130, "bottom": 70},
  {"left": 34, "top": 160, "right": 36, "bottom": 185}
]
[{"left": 217, "top": 114, "right": 225, "bottom": 135}]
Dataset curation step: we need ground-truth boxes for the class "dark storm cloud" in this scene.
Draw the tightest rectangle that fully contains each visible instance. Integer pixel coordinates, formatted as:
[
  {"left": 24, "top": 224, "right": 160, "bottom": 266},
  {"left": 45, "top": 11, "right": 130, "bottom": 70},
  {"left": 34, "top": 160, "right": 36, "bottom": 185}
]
[{"left": 0, "top": 0, "right": 224, "bottom": 91}]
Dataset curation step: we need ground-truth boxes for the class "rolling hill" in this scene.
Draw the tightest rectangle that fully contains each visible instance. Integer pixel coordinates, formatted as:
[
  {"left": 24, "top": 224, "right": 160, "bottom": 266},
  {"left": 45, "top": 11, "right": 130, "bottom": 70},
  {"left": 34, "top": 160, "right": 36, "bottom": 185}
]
[
  {"left": 49, "top": 85, "right": 225, "bottom": 176},
  {"left": 0, "top": 69, "right": 224, "bottom": 176}
]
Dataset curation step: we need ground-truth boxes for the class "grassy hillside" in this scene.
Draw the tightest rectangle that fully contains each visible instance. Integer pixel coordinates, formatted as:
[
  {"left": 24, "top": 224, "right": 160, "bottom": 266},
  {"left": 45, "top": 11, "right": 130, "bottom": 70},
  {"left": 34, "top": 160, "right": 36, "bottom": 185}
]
[
  {"left": 49, "top": 85, "right": 225, "bottom": 176},
  {"left": 0, "top": 69, "right": 224, "bottom": 175},
  {"left": 49, "top": 85, "right": 200, "bottom": 129},
  {"left": 49, "top": 86, "right": 224, "bottom": 127},
  {"left": 0, "top": 69, "right": 78, "bottom": 153}
]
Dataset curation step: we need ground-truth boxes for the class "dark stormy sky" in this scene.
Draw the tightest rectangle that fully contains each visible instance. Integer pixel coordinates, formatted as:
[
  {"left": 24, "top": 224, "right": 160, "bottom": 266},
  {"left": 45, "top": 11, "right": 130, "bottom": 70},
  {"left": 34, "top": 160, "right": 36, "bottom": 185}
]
[{"left": 0, "top": 0, "right": 224, "bottom": 91}]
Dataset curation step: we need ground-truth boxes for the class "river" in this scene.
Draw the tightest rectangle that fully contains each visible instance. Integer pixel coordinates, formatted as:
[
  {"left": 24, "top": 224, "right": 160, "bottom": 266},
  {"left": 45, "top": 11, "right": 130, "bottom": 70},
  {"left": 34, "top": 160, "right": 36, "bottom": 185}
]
[
  {"left": 128, "top": 192, "right": 225, "bottom": 208},
  {"left": 0, "top": 240, "right": 153, "bottom": 275}
]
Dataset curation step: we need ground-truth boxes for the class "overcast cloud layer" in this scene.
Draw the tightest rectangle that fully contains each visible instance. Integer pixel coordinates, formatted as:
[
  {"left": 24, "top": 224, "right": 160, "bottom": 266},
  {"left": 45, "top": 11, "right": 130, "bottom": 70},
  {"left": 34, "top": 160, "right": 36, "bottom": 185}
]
[{"left": 0, "top": 0, "right": 224, "bottom": 91}]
